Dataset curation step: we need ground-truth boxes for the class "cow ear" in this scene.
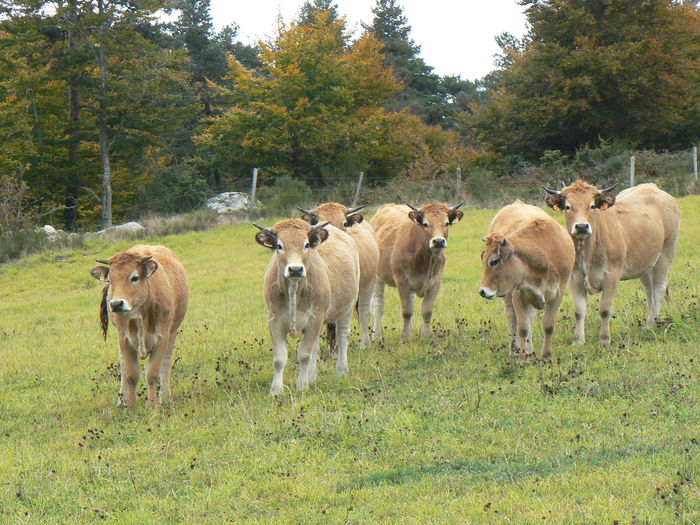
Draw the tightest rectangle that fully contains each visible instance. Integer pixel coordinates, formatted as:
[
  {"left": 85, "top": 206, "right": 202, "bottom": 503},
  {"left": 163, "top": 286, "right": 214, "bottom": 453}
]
[
  {"left": 594, "top": 191, "right": 616, "bottom": 210},
  {"left": 448, "top": 210, "right": 463, "bottom": 224},
  {"left": 344, "top": 213, "right": 364, "bottom": 227},
  {"left": 408, "top": 210, "right": 424, "bottom": 225},
  {"left": 301, "top": 213, "right": 319, "bottom": 226},
  {"left": 91, "top": 266, "right": 109, "bottom": 282},
  {"left": 545, "top": 193, "right": 566, "bottom": 211},
  {"left": 255, "top": 230, "right": 277, "bottom": 249},
  {"left": 143, "top": 259, "right": 159, "bottom": 278},
  {"left": 308, "top": 227, "right": 329, "bottom": 248}
]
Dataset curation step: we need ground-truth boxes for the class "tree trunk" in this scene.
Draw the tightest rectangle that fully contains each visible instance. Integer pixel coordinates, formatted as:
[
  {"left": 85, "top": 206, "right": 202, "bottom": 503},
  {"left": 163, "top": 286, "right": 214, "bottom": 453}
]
[
  {"left": 97, "top": 42, "right": 112, "bottom": 229},
  {"left": 64, "top": 1, "right": 81, "bottom": 232}
]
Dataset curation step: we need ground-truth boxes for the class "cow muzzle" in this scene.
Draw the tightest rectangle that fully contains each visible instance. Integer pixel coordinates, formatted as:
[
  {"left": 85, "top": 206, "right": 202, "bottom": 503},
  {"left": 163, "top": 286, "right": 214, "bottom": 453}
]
[
  {"left": 429, "top": 237, "right": 447, "bottom": 250},
  {"left": 285, "top": 264, "right": 306, "bottom": 280},
  {"left": 110, "top": 299, "right": 131, "bottom": 313},
  {"left": 479, "top": 287, "right": 497, "bottom": 300},
  {"left": 572, "top": 222, "right": 591, "bottom": 237}
]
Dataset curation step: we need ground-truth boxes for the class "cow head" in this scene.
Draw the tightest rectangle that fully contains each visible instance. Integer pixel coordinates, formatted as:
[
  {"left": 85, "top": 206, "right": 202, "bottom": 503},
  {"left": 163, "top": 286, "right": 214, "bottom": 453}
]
[
  {"left": 90, "top": 252, "right": 159, "bottom": 315},
  {"left": 544, "top": 180, "right": 618, "bottom": 239},
  {"left": 406, "top": 201, "right": 464, "bottom": 252},
  {"left": 479, "top": 234, "right": 515, "bottom": 299},
  {"left": 254, "top": 219, "right": 330, "bottom": 281},
  {"left": 296, "top": 203, "right": 365, "bottom": 231}
]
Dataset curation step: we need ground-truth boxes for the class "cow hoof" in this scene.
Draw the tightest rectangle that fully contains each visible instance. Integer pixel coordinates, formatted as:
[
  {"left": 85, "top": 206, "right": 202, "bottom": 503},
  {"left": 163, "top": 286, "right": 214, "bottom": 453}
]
[
  {"left": 336, "top": 362, "right": 348, "bottom": 376},
  {"left": 572, "top": 338, "right": 584, "bottom": 345},
  {"left": 269, "top": 383, "right": 283, "bottom": 396},
  {"left": 599, "top": 336, "right": 610, "bottom": 346}
]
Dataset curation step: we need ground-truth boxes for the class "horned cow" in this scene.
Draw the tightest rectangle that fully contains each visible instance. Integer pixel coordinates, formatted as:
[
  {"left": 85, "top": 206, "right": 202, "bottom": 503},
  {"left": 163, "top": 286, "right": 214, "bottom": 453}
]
[
  {"left": 479, "top": 201, "right": 574, "bottom": 359},
  {"left": 90, "top": 245, "right": 188, "bottom": 408},
  {"left": 371, "top": 202, "right": 463, "bottom": 341},
  {"left": 255, "top": 219, "right": 360, "bottom": 395},
  {"left": 297, "top": 203, "right": 379, "bottom": 348},
  {"left": 545, "top": 181, "right": 680, "bottom": 344}
]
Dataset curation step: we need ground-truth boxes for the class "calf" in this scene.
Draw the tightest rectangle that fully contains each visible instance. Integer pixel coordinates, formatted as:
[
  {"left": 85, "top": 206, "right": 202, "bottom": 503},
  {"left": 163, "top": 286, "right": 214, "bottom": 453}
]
[
  {"left": 479, "top": 201, "right": 574, "bottom": 359},
  {"left": 90, "top": 245, "right": 188, "bottom": 407},
  {"left": 371, "top": 202, "right": 463, "bottom": 341},
  {"left": 297, "top": 203, "right": 379, "bottom": 348},
  {"left": 545, "top": 181, "right": 680, "bottom": 344},
  {"left": 255, "top": 219, "right": 360, "bottom": 395}
]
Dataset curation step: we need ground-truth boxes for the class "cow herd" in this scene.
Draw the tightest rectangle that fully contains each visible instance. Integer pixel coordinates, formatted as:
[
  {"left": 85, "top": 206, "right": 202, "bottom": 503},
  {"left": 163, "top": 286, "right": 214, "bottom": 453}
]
[{"left": 90, "top": 181, "right": 680, "bottom": 406}]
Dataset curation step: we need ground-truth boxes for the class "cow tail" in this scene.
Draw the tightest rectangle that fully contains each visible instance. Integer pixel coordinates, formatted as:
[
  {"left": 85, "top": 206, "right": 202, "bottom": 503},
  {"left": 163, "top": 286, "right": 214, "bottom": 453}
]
[
  {"left": 326, "top": 323, "right": 337, "bottom": 357},
  {"left": 100, "top": 284, "right": 109, "bottom": 341},
  {"left": 665, "top": 284, "right": 671, "bottom": 301}
]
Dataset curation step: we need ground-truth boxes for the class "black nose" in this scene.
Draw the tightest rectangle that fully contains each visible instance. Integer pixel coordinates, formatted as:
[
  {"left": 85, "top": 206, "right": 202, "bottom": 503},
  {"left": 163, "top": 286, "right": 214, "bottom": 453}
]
[
  {"left": 575, "top": 223, "right": 590, "bottom": 233},
  {"left": 432, "top": 238, "right": 446, "bottom": 248},
  {"left": 288, "top": 265, "right": 304, "bottom": 277},
  {"left": 479, "top": 289, "right": 486, "bottom": 297},
  {"left": 110, "top": 299, "right": 124, "bottom": 312}
]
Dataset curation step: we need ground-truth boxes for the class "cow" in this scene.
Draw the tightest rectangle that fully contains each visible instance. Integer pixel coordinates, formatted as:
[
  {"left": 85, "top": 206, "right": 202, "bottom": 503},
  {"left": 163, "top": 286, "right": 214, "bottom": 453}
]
[
  {"left": 90, "top": 245, "right": 188, "bottom": 408},
  {"left": 296, "top": 203, "right": 379, "bottom": 349},
  {"left": 370, "top": 202, "right": 464, "bottom": 341},
  {"left": 479, "top": 200, "right": 575, "bottom": 360},
  {"left": 544, "top": 181, "right": 680, "bottom": 344},
  {"left": 254, "top": 219, "right": 360, "bottom": 395}
]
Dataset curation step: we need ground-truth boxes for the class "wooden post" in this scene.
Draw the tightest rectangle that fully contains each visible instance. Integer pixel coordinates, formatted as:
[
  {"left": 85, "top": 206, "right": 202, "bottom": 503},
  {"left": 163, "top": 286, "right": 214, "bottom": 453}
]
[
  {"left": 629, "top": 155, "right": 635, "bottom": 187},
  {"left": 455, "top": 166, "right": 462, "bottom": 201},
  {"left": 352, "top": 171, "right": 364, "bottom": 207},
  {"left": 250, "top": 168, "right": 258, "bottom": 210},
  {"left": 693, "top": 146, "right": 697, "bottom": 181}
]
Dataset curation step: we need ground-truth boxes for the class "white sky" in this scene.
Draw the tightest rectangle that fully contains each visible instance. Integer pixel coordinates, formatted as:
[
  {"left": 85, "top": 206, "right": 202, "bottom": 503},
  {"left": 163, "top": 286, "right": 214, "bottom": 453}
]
[{"left": 209, "top": 0, "right": 528, "bottom": 80}]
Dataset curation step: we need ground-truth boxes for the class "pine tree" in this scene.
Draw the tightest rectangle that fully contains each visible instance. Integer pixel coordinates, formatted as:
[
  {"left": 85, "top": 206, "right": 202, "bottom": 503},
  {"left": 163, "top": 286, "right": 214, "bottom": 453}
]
[{"left": 298, "top": 0, "right": 339, "bottom": 26}]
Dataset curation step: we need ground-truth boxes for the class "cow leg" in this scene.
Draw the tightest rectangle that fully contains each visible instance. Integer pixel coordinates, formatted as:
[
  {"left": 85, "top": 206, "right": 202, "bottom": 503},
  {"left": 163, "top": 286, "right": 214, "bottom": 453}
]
[
  {"left": 511, "top": 291, "right": 532, "bottom": 358},
  {"left": 640, "top": 270, "right": 655, "bottom": 327},
  {"left": 397, "top": 283, "right": 415, "bottom": 341},
  {"left": 648, "top": 254, "right": 673, "bottom": 327},
  {"left": 598, "top": 276, "right": 619, "bottom": 345},
  {"left": 308, "top": 338, "right": 320, "bottom": 384},
  {"left": 420, "top": 279, "right": 442, "bottom": 336},
  {"left": 335, "top": 312, "right": 352, "bottom": 376},
  {"left": 371, "top": 279, "right": 385, "bottom": 342},
  {"left": 541, "top": 289, "right": 564, "bottom": 361},
  {"left": 296, "top": 320, "right": 323, "bottom": 391},
  {"left": 146, "top": 335, "right": 169, "bottom": 408},
  {"left": 357, "top": 284, "right": 373, "bottom": 349},
  {"left": 571, "top": 272, "right": 587, "bottom": 345},
  {"left": 504, "top": 292, "right": 518, "bottom": 356},
  {"left": 158, "top": 330, "right": 177, "bottom": 404},
  {"left": 269, "top": 322, "right": 288, "bottom": 396},
  {"left": 118, "top": 336, "right": 139, "bottom": 408}
]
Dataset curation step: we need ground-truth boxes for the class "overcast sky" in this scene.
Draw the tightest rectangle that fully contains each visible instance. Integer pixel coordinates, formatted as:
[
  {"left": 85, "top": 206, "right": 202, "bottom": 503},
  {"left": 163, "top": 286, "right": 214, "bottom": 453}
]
[{"left": 209, "top": 0, "right": 528, "bottom": 80}]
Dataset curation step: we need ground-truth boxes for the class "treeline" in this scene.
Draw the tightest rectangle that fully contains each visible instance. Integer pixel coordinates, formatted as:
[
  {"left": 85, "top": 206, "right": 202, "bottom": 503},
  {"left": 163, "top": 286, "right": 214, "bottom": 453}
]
[{"left": 1, "top": 0, "right": 699, "bottom": 232}]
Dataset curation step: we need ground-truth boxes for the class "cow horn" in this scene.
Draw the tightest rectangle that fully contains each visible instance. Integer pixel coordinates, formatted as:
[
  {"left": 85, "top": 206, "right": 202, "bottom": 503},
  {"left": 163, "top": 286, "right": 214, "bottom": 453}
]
[
  {"left": 599, "top": 183, "right": 618, "bottom": 193},
  {"left": 542, "top": 186, "right": 561, "bottom": 195},
  {"left": 141, "top": 256, "right": 152, "bottom": 263},
  {"left": 95, "top": 258, "right": 110, "bottom": 265},
  {"left": 252, "top": 223, "right": 273, "bottom": 232},
  {"left": 451, "top": 201, "right": 465, "bottom": 210},
  {"left": 560, "top": 180, "right": 567, "bottom": 189},
  {"left": 313, "top": 221, "right": 331, "bottom": 231},
  {"left": 346, "top": 205, "right": 365, "bottom": 216},
  {"left": 405, "top": 202, "right": 420, "bottom": 211},
  {"left": 295, "top": 206, "right": 315, "bottom": 216}
]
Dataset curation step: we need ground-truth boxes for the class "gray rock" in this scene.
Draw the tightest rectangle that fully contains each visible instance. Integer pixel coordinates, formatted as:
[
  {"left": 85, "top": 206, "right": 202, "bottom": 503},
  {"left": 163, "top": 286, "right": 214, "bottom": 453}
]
[
  {"left": 205, "top": 192, "right": 254, "bottom": 214},
  {"left": 40, "top": 224, "right": 67, "bottom": 241}
]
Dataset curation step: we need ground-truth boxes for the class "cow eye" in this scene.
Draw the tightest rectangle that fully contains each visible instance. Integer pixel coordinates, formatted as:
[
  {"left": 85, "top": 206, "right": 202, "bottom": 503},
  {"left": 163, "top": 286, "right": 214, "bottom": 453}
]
[
  {"left": 130, "top": 275, "right": 140, "bottom": 283},
  {"left": 489, "top": 258, "right": 499, "bottom": 267},
  {"left": 589, "top": 204, "right": 596, "bottom": 210},
  {"left": 303, "top": 240, "right": 310, "bottom": 250},
  {"left": 276, "top": 242, "right": 284, "bottom": 251},
  {"left": 421, "top": 221, "right": 429, "bottom": 228},
  {"left": 564, "top": 204, "right": 571, "bottom": 211}
]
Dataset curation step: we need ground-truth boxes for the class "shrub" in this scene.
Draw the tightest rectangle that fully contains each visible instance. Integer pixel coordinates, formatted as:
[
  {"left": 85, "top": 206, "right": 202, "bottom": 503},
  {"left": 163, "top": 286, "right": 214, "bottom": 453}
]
[{"left": 256, "top": 176, "right": 313, "bottom": 217}]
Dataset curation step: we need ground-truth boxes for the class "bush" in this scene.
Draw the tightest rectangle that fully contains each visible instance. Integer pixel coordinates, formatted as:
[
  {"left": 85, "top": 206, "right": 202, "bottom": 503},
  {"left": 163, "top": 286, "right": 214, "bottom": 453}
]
[
  {"left": 133, "top": 161, "right": 211, "bottom": 216},
  {"left": 0, "top": 174, "right": 43, "bottom": 262},
  {"left": 256, "top": 176, "right": 313, "bottom": 217}
]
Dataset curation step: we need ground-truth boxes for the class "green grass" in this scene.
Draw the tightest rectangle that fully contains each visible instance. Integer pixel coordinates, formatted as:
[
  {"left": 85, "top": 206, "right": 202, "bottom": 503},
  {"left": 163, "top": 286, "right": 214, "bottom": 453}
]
[{"left": 1, "top": 198, "right": 698, "bottom": 523}]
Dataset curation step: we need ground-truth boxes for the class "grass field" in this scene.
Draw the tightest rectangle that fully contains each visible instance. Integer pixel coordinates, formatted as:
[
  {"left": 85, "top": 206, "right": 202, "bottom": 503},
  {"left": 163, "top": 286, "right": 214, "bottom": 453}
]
[{"left": 1, "top": 197, "right": 698, "bottom": 523}]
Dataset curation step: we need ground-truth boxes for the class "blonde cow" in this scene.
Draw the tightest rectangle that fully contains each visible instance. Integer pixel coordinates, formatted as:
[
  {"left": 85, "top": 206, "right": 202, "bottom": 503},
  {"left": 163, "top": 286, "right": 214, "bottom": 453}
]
[
  {"left": 371, "top": 202, "right": 464, "bottom": 341},
  {"left": 254, "top": 219, "right": 360, "bottom": 395},
  {"left": 479, "top": 201, "right": 575, "bottom": 360},
  {"left": 90, "top": 245, "right": 188, "bottom": 408},
  {"left": 544, "top": 181, "right": 680, "bottom": 344},
  {"left": 297, "top": 203, "right": 379, "bottom": 348}
]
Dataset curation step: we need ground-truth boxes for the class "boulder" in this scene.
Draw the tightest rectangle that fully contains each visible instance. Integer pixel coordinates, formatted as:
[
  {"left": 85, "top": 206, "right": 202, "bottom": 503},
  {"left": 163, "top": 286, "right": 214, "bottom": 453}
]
[
  {"left": 205, "top": 192, "right": 254, "bottom": 214},
  {"left": 40, "top": 224, "right": 67, "bottom": 242}
]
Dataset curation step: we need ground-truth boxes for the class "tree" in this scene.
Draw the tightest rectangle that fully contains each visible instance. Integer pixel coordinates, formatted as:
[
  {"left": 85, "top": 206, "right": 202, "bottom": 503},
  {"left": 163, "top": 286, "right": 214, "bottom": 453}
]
[
  {"left": 469, "top": 0, "right": 700, "bottom": 159},
  {"left": 298, "top": 0, "right": 339, "bottom": 26}
]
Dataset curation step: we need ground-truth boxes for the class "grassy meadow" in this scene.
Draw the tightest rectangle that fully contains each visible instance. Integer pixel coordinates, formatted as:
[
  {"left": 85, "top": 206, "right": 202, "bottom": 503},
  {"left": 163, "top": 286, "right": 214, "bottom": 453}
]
[{"left": 0, "top": 197, "right": 698, "bottom": 523}]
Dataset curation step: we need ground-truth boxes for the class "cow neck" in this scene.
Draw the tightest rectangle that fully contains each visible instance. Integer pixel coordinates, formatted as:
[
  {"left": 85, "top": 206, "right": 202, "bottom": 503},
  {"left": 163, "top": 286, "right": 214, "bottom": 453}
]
[
  {"left": 408, "top": 225, "right": 442, "bottom": 296},
  {"left": 574, "top": 210, "right": 618, "bottom": 279}
]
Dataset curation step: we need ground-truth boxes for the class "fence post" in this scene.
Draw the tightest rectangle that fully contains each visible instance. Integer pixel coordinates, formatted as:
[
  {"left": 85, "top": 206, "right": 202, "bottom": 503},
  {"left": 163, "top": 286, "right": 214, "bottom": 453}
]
[
  {"left": 629, "top": 155, "right": 635, "bottom": 187},
  {"left": 250, "top": 168, "right": 258, "bottom": 210},
  {"left": 352, "top": 171, "right": 364, "bottom": 207},
  {"left": 693, "top": 146, "right": 698, "bottom": 181},
  {"left": 455, "top": 166, "right": 462, "bottom": 201}
]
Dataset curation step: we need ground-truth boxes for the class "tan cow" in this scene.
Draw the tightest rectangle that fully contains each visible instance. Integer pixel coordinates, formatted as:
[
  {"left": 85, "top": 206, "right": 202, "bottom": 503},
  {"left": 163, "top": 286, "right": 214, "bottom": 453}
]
[
  {"left": 479, "top": 201, "right": 575, "bottom": 359},
  {"left": 371, "top": 202, "right": 464, "bottom": 341},
  {"left": 90, "top": 245, "right": 188, "bottom": 408},
  {"left": 297, "top": 203, "right": 379, "bottom": 348},
  {"left": 255, "top": 219, "right": 360, "bottom": 395},
  {"left": 545, "top": 181, "right": 680, "bottom": 344}
]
